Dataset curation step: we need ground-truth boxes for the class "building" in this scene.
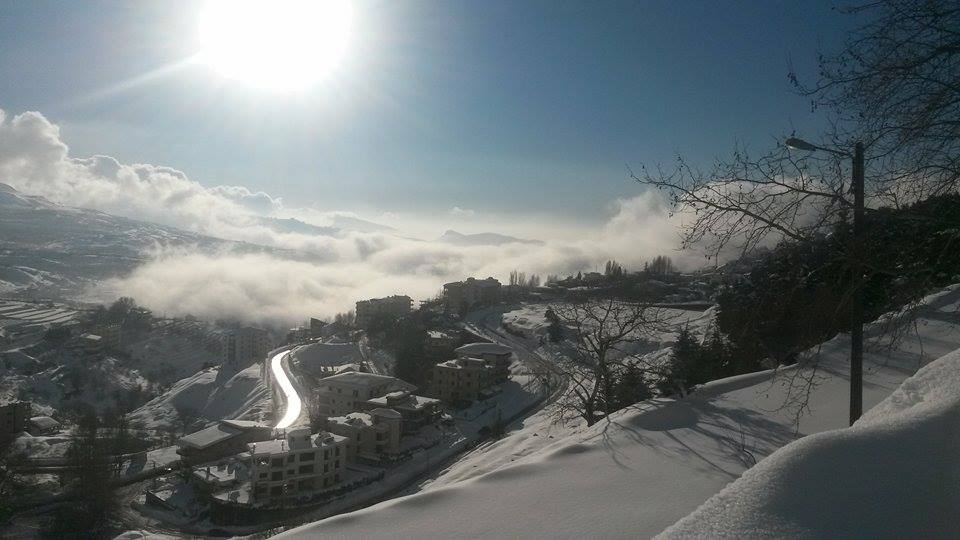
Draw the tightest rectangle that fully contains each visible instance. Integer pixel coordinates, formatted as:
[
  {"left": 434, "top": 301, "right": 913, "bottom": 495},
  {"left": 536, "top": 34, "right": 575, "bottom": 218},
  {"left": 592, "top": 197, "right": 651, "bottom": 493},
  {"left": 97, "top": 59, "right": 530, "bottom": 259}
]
[
  {"left": 362, "top": 391, "right": 442, "bottom": 434},
  {"left": 315, "top": 372, "right": 416, "bottom": 418},
  {"left": 75, "top": 333, "right": 103, "bottom": 356},
  {"left": 355, "top": 295, "right": 412, "bottom": 328},
  {"left": 177, "top": 419, "right": 273, "bottom": 465},
  {"left": 293, "top": 341, "right": 365, "bottom": 378},
  {"left": 224, "top": 327, "right": 272, "bottom": 367},
  {"left": 93, "top": 324, "right": 122, "bottom": 349},
  {"left": 0, "top": 401, "right": 30, "bottom": 441},
  {"left": 326, "top": 408, "right": 401, "bottom": 462},
  {"left": 455, "top": 342, "right": 513, "bottom": 382},
  {"left": 442, "top": 277, "right": 502, "bottom": 315},
  {"left": 424, "top": 330, "right": 458, "bottom": 358},
  {"left": 430, "top": 357, "right": 497, "bottom": 405},
  {"left": 27, "top": 415, "right": 61, "bottom": 436},
  {"left": 248, "top": 427, "right": 348, "bottom": 501}
]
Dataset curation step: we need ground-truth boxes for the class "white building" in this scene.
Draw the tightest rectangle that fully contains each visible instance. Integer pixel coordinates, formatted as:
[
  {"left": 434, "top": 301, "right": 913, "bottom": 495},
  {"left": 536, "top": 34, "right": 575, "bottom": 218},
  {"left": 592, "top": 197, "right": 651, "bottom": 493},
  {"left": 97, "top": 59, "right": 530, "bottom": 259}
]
[
  {"left": 315, "top": 372, "right": 416, "bottom": 418},
  {"left": 326, "top": 408, "right": 402, "bottom": 462},
  {"left": 248, "top": 427, "right": 348, "bottom": 501}
]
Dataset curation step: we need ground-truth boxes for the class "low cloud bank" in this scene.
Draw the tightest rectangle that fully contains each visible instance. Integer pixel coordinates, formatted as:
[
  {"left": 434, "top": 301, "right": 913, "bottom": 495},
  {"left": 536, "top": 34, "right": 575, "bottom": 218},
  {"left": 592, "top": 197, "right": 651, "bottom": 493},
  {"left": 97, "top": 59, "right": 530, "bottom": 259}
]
[{"left": 1, "top": 107, "right": 697, "bottom": 325}]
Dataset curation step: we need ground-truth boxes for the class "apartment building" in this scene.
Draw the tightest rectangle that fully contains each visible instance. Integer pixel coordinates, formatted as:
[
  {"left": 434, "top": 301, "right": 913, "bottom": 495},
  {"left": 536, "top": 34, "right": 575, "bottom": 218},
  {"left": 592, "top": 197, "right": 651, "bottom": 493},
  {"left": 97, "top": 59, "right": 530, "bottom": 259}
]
[
  {"left": 442, "top": 277, "right": 502, "bottom": 315},
  {"left": 248, "top": 427, "right": 348, "bottom": 501},
  {"left": 363, "top": 390, "right": 443, "bottom": 433},
  {"left": 326, "top": 408, "right": 402, "bottom": 462},
  {"left": 0, "top": 401, "right": 29, "bottom": 441},
  {"left": 315, "top": 372, "right": 416, "bottom": 418},
  {"left": 355, "top": 295, "right": 412, "bottom": 328},
  {"left": 224, "top": 326, "right": 272, "bottom": 367},
  {"left": 430, "top": 357, "right": 497, "bottom": 405},
  {"left": 455, "top": 342, "right": 513, "bottom": 382}
]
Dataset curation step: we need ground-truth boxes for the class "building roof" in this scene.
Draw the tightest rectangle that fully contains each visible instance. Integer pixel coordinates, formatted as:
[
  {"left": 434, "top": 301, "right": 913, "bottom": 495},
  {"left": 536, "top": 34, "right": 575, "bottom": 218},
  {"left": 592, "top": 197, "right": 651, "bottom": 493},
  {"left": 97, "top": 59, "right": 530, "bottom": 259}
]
[
  {"left": 248, "top": 432, "right": 346, "bottom": 455},
  {"left": 322, "top": 371, "right": 416, "bottom": 391},
  {"left": 456, "top": 342, "right": 512, "bottom": 356},
  {"left": 367, "top": 392, "right": 441, "bottom": 411},
  {"left": 437, "top": 357, "right": 488, "bottom": 370},
  {"left": 179, "top": 422, "right": 243, "bottom": 450},
  {"left": 328, "top": 412, "right": 374, "bottom": 428},
  {"left": 221, "top": 419, "right": 269, "bottom": 430},
  {"left": 369, "top": 407, "right": 402, "bottom": 420},
  {"left": 27, "top": 416, "right": 60, "bottom": 430}
]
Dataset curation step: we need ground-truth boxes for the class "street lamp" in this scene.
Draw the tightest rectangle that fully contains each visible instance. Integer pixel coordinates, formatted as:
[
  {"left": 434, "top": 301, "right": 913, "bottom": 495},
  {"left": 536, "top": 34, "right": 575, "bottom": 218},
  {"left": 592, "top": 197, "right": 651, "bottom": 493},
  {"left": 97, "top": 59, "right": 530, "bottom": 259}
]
[{"left": 786, "top": 136, "right": 866, "bottom": 426}]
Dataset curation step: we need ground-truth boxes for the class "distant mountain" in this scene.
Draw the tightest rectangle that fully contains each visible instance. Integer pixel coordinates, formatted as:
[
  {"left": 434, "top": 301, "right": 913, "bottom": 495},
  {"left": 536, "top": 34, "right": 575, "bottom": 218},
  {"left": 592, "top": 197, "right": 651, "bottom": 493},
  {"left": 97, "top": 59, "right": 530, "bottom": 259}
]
[
  {"left": 329, "top": 214, "right": 396, "bottom": 234},
  {"left": 438, "top": 229, "right": 543, "bottom": 246},
  {"left": 255, "top": 216, "right": 339, "bottom": 237},
  {"left": 0, "top": 183, "right": 303, "bottom": 299}
]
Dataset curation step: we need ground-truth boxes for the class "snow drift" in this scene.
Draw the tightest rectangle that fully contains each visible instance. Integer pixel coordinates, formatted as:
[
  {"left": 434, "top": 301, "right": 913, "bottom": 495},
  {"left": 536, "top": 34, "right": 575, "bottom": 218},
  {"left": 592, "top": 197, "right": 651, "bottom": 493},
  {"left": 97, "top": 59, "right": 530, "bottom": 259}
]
[{"left": 659, "top": 346, "right": 960, "bottom": 539}]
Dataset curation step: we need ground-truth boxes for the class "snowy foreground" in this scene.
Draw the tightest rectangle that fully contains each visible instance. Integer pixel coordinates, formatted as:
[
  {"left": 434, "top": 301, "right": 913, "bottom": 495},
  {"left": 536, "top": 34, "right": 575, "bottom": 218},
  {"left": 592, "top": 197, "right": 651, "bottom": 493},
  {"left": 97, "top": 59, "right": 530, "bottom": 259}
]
[{"left": 276, "top": 287, "right": 960, "bottom": 539}]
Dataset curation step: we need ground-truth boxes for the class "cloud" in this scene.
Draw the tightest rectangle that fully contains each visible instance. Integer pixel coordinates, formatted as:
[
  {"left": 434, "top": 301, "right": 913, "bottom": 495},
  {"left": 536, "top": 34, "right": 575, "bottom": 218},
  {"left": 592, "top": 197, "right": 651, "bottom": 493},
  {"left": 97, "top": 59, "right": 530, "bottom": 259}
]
[
  {"left": 2, "top": 106, "right": 699, "bottom": 326},
  {"left": 449, "top": 206, "right": 476, "bottom": 217}
]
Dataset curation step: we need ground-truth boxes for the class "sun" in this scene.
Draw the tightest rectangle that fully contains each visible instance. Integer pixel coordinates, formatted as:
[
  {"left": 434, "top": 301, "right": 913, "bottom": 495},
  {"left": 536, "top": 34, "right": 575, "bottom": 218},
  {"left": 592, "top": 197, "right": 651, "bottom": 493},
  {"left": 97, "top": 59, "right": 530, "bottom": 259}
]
[{"left": 198, "top": 0, "right": 353, "bottom": 92}]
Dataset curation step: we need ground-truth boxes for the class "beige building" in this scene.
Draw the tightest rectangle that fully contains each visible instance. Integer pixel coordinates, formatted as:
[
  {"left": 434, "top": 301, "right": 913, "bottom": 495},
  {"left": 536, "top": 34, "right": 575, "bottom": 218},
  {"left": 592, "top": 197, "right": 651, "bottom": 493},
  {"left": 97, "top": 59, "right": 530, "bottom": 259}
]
[
  {"left": 431, "top": 357, "right": 496, "bottom": 404},
  {"left": 315, "top": 372, "right": 416, "bottom": 418},
  {"left": 355, "top": 295, "right": 412, "bottom": 328},
  {"left": 442, "top": 277, "right": 502, "bottom": 315},
  {"left": 363, "top": 391, "right": 442, "bottom": 434},
  {"left": 455, "top": 342, "right": 513, "bottom": 382},
  {"left": 224, "top": 326, "right": 272, "bottom": 367},
  {"left": 326, "top": 408, "right": 402, "bottom": 462},
  {"left": 248, "top": 427, "right": 348, "bottom": 501},
  {"left": 424, "top": 330, "right": 458, "bottom": 358}
]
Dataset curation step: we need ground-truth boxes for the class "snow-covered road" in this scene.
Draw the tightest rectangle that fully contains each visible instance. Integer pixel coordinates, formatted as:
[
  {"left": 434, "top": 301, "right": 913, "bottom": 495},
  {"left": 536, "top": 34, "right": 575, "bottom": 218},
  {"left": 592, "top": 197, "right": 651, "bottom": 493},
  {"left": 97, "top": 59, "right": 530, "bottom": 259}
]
[{"left": 271, "top": 350, "right": 302, "bottom": 429}]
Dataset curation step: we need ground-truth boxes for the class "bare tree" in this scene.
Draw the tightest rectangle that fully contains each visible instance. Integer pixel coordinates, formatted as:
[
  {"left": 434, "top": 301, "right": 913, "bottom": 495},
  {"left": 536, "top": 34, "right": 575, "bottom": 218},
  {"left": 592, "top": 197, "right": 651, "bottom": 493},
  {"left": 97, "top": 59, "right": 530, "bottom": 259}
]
[{"left": 534, "top": 299, "right": 666, "bottom": 426}]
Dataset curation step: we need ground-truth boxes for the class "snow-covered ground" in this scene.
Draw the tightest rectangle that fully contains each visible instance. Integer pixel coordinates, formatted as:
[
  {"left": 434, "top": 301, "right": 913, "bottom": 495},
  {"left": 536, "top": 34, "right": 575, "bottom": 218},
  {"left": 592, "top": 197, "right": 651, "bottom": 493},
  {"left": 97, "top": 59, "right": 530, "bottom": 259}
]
[
  {"left": 276, "top": 286, "right": 960, "bottom": 539},
  {"left": 127, "top": 362, "right": 269, "bottom": 432}
]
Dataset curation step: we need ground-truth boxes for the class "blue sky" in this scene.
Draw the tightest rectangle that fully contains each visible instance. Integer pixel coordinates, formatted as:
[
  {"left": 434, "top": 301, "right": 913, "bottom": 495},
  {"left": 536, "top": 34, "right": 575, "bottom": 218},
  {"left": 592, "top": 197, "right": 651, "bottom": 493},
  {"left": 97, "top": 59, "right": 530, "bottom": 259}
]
[{"left": 0, "top": 0, "right": 856, "bottom": 231}]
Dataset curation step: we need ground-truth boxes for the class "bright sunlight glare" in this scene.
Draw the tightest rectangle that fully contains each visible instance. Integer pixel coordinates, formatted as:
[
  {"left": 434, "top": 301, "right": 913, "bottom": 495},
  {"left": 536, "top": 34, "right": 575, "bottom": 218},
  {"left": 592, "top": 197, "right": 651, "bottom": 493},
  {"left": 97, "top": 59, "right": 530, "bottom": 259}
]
[{"left": 198, "top": 0, "right": 353, "bottom": 92}]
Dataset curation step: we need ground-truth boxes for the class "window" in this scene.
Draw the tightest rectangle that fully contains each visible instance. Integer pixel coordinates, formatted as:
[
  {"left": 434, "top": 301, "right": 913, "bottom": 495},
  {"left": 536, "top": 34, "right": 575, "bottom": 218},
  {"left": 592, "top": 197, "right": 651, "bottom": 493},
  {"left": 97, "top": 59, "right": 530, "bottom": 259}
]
[
  {"left": 300, "top": 452, "right": 315, "bottom": 461},
  {"left": 335, "top": 459, "right": 340, "bottom": 468},
  {"left": 270, "top": 486, "right": 282, "bottom": 495},
  {"left": 299, "top": 464, "right": 315, "bottom": 474},
  {"left": 271, "top": 471, "right": 283, "bottom": 481},
  {"left": 287, "top": 454, "right": 295, "bottom": 463},
  {"left": 271, "top": 458, "right": 283, "bottom": 468},
  {"left": 335, "top": 446, "right": 340, "bottom": 456},
  {"left": 287, "top": 469, "right": 295, "bottom": 476},
  {"left": 324, "top": 464, "right": 329, "bottom": 473},
  {"left": 353, "top": 389, "right": 358, "bottom": 397},
  {"left": 324, "top": 449, "right": 331, "bottom": 459},
  {"left": 259, "top": 472, "right": 267, "bottom": 479}
]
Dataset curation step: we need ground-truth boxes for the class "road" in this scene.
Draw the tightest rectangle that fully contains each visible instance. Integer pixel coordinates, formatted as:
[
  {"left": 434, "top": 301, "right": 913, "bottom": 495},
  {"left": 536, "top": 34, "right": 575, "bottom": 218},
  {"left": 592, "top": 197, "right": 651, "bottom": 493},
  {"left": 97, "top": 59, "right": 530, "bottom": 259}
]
[{"left": 271, "top": 349, "right": 302, "bottom": 429}]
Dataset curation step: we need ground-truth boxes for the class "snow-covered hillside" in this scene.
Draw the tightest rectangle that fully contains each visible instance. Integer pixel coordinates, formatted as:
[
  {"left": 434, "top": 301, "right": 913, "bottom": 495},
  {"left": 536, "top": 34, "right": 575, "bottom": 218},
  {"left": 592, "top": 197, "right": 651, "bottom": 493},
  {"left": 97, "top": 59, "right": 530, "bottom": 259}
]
[
  {"left": 277, "top": 286, "right": 960, "bottom": 539},
  {"left": 659, "top": 347, "right": 960, "bottom": 538},
  {"left": 127, "top": 363, "right": 269, "bottom": 432}
]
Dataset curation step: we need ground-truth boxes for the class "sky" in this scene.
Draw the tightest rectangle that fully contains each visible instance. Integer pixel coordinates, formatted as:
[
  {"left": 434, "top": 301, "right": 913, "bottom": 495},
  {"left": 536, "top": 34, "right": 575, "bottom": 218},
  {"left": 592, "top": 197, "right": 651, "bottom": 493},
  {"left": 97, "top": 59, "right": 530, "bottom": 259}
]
[{"left": 0, "top": 0, "right": 856, "bottom": 238}]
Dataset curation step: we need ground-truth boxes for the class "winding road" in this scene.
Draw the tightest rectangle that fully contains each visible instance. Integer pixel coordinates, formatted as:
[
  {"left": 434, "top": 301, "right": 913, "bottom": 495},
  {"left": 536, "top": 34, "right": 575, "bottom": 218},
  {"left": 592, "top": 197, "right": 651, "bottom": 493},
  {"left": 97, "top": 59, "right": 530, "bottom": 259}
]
[{"left": 271, "top": 349, "right": 302, "bottom": 429}]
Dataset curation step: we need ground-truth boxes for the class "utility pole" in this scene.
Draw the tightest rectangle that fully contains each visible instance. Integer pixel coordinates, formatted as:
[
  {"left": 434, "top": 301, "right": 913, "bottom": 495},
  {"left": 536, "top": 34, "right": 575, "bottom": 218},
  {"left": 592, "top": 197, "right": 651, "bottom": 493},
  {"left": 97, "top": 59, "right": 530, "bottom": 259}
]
[
  {"left": 849, "top": 141, "right": 865, "bottom": 425},
  {"left": 786, "top": 137, "right": 867, "bottom": 425}
]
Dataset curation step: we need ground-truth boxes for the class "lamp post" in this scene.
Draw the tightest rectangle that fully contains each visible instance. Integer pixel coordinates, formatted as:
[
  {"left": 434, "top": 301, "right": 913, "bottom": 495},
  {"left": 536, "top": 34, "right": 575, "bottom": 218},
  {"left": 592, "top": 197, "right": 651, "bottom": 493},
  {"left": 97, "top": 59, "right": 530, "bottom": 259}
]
[{"left": 786, "top": 137, "right": 866, "bottom": 425}]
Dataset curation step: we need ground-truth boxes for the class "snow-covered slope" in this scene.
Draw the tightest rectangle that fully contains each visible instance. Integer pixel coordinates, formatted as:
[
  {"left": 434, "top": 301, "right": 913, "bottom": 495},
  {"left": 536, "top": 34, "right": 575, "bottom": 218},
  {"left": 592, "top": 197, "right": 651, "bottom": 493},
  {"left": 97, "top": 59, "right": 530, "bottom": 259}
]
[
  {"left": 127, "top": 363, "right": 268, "bottom": 431},
  {"left": 661, "top": 345, "right": 960, "bottom": 539},
  {"left": 277, "top": 286, "right": 960, "bottom": 539}
]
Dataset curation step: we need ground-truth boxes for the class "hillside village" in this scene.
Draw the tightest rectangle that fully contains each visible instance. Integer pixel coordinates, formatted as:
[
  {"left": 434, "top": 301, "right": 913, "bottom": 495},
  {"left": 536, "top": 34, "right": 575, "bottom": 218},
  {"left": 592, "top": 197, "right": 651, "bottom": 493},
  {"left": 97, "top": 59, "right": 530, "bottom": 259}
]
[{"left": 1, "top": 260, "right": 730, "bottom": 533}]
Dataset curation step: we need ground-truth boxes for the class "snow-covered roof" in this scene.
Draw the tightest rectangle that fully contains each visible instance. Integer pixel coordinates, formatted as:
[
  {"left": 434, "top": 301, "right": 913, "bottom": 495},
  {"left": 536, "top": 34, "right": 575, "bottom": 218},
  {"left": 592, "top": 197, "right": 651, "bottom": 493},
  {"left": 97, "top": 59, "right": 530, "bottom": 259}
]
[
  {"left": 27, "top": 416, "right": 60, "bottom": 430},
  {"left": 369, "top": 408, "right": 402, "bottom": 420},
  {"left": 221, "top": 419, "right": 269, "bottom": 430},
  {"left": 249, "top": 432, "right": 346, "bottom": 455},
  {"left": 366, "top": 393, "right": 441, "bottom": 411},
  {"left": 328, "top": 412, "right": 374, "bottom": 428},
  {"left": 179, "top": 422, "right": 243, "bottom": 450},
  {"left": 322, "top": 371, "right": 414, "bottom": 390},
  {"left": 456, "top": 342, "right": 512, "bottom": 356},
  {"left": 294, "top": 342, "right": 363, "bottom": 368}
]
